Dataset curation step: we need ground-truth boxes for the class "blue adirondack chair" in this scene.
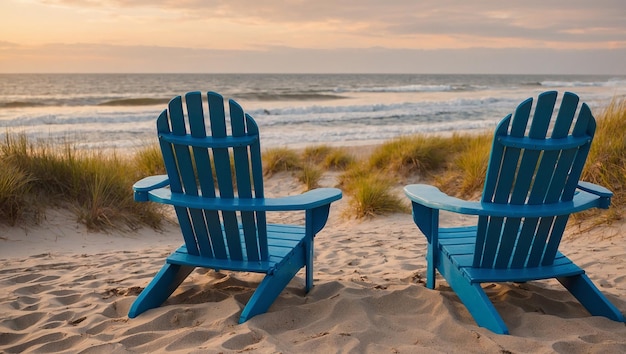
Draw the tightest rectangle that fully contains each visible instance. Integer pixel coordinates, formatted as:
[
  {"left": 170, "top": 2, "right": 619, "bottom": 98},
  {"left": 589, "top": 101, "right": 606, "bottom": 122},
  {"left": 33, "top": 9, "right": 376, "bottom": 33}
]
[
  {"left": 128, "top": 91, "right": 342, "bottom": 323},
  {"left": 404, "top": 91, "right": 625, "bottom": 334}
]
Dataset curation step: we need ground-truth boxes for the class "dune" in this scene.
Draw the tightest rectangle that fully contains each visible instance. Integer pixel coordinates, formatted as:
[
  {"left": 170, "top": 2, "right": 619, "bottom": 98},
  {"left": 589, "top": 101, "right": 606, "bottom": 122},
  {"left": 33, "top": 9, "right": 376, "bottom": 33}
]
[{"left": 1, "top": 172, "right": 625, "bottom": 353}]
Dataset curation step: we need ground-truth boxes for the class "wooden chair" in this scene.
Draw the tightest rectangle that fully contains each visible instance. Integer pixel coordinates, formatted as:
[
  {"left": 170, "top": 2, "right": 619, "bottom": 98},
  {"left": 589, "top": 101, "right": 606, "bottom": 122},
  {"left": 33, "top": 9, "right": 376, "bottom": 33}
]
[
  {"left": 404, "top": 91, "right": 625, "bottom": 334},
  {"left": 128, "top": 91, "right": 342, "bottom": 323}
]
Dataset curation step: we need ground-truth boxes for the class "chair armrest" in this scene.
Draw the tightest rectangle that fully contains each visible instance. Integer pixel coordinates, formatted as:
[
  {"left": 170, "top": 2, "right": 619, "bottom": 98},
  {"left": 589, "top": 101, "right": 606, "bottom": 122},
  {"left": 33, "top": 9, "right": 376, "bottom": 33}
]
[
  {"left": 404, "top": 184, "right": 609, "bottom": 218},
  {"left": 577, "top": 181, "right": 613, "bottom": 196},
  {"left": 146, "top": 187, "right": 342, "bottom": 212},
  {"left": 577, "top": 181, "right": 612, "bottom": 209},
  {"left": 133, "top": 175, "right": 170, "bottom": 201}
]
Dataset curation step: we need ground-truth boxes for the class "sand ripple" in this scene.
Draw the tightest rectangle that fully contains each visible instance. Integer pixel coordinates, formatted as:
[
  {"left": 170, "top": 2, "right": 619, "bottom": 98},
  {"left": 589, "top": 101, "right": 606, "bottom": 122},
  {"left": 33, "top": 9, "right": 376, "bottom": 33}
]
[{"left": 1, "top": 213, "right": 626, "bottom": 353}]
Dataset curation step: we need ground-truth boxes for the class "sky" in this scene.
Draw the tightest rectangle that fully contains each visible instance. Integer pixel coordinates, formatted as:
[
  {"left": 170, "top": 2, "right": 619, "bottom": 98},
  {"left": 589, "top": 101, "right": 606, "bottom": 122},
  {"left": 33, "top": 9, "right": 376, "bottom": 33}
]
[{"left": 1, "top": 1, "right": 625, "bottom": 74}]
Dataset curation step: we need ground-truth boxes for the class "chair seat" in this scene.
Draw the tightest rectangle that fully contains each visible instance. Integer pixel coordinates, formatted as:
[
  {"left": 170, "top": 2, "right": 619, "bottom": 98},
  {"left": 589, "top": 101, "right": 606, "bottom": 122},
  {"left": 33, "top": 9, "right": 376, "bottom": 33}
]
[
  {"left": 167, "top": 223, "right": 307, "bottom": 274},
  {"left": 438, "top": 226, "right": 584, "bottom": 284}
]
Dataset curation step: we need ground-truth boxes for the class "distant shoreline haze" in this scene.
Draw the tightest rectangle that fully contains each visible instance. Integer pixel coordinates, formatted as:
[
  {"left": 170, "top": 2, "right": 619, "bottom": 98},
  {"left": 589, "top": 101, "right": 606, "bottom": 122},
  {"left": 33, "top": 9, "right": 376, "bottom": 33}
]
[{"left": 2, "top": 47, "right": 625, "bottom": 75}]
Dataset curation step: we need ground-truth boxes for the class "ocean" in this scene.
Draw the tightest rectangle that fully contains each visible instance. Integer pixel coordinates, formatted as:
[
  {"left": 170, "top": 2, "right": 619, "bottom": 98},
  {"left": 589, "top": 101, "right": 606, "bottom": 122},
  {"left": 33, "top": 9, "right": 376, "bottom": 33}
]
[{"left": 1, "top": 73, "right": 625, "bottom": 151}]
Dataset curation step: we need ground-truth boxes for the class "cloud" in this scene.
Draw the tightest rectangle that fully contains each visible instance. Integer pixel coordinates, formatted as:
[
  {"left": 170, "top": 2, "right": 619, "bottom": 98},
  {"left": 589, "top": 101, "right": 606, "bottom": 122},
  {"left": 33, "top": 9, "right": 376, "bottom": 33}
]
[
  {"left": 32, "top": 1, "right": 626, "bottom": 49},
  {"left": 0, "top": 41, "right": 19, "bottom": 49}
]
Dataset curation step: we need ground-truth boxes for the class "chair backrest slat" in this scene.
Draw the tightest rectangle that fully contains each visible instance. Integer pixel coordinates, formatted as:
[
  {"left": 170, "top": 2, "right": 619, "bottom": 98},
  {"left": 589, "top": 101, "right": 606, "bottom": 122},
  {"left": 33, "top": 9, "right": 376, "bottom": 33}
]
[
  {"left": 246, "top": 113, "right": 268, "bottom": 259},
  {"left": 157, "top": 91, "right": 268, "bottom": 262},
  {"left": 183, "top": 92, "right": 216, "bottom": 257},
  {"left": 473, "top": 91, "right": 596, "bottom": 269},
  {"left": 167, "top": 97, "right": 208, "bottom": 257},
  {"left": 157, "top": 107, "right": 202, "bottom": 256},
  {"left": 206, "top": 93, "right": 242, "bottom": 260},
  {"left": 169, "top": 96, "right": 198, "bottom": 196},
  {"left": 229, "top": 99, "right": 261, "bottom": 261}
]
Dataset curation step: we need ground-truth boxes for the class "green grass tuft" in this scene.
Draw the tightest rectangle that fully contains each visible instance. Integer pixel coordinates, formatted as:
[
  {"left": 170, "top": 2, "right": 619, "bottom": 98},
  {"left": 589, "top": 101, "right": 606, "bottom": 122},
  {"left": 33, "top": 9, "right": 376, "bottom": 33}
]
[
  {"left": 0, "top": 163, "right": 36, "bottom": 225},
  {"left": 297, "top": 163, "right": 323, "bottom": 191},
  {"left": 262, "top": 147, "right": 302, "bottom": 176},
  {"left": 134, "top": 143, "right": 166, "bottom": 176},
  {"left": 435, "top": 132, "right": 491, "bottom": 198},
  {"left": 368, "top": 135, "right": 450, "bottom": 176},
  {"left": 581, "top": 97, "right": 626, "bottom": 221},
  {"left": 302, "top": 145, "right": 334, "bottom": 165},
  {"left": 0, "top": 133, "right": 163, "bottom": 230},
  {"left": 303, "top": 144, "right": 355, "bottom": 170},
  {"left": 322, "top": 148, "right": 356, "bottom": 170},
  {"left": 344, "top": 172, "right": 408, "bottom": 218}
]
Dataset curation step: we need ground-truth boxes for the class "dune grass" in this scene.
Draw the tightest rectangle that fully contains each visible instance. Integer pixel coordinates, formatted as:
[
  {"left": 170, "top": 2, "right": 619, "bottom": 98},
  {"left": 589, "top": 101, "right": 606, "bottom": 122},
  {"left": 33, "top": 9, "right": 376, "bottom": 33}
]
[
  {"left": 338, "top": 133, "right": 481, "bottom": 218},
  {"left": 0, "top": 134, "right": 163, "bottom": 230},
  {"left": 297, "top": 163, "right": 323, "bottom": 190},
  {"left": 0, "top": 98, "right": 624, "bottom": 227},
  {"left": 339, "top": 164, "right": 408, "bottom": 218},
  {"left": 0, "top": 163, "right": 35, "bottom": 225},
  {"left": 434, "top": 132, "right": 492, "bottom": 198},
  {"left": 262, "top": 147, "right": 302, "bottom": 176},
  {"left": 303, "top": 145, "right": 355, "bottom": 170},
  {"left": 368, "top": 135, "right": 450, "bottom": 176},
  {"left": 264, "top": 145, "right": 355, "bottom": 191},
  {"left": 133, "top": 143, "right": 165, "bottom": 176},
  {"left": 322, "top": 148, "right": 356, "bottom": 170},
  {"left": 580, "top": 98, "right": 626, "bottom": 222},
  {"left": 302, "top": 145, "right": 334, "bottom": 165}
]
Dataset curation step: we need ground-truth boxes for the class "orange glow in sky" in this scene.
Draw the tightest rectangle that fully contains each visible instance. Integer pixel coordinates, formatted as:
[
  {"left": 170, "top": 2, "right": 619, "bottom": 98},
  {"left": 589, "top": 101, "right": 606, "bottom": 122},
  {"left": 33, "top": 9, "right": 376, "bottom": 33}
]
[{"left": 1, "top": 1, "right": 625, "bottom": 73}]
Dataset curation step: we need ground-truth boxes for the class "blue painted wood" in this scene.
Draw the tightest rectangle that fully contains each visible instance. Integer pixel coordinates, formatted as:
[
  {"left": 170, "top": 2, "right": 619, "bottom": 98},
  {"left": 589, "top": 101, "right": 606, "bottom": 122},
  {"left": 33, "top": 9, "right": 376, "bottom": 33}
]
[
  {"left": 404, "top": 91, "right": 625, "bottom": 334},
  {"left": 230, "top": 99, "right": 261, "bottom": 262},
  {"left": 156, "top": 105, "right": 202, "bottom": 257},
  {"left": 185, "top": 92, "right": 217, "bottom": 258},
  {"left": 128, "top": 263, "right": 195, "bottom": 318},
  {"left": 141, "top": 186, "right": 344, "bottom": 211},
  {"left": 129, "top": 91, "right": 341, "bottom": 323},
  {"left": 404, "top": 184, "right": 610, "bottom": 217},
  {"left": 558, "top": 274, "right": 626, "bottom": 322}
]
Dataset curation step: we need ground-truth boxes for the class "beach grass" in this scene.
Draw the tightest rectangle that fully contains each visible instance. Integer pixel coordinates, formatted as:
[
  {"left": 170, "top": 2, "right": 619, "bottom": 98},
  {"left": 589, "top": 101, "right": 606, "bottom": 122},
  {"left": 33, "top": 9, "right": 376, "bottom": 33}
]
[
  {"left": 303, "top": 144, "right": 355, "bottom": 170},
  {"left": 297, "top": 163, "right": 323, "bottom": 190},
  {"left": 0, "top": 163, "right": 36, "bottom": 225},
  {"left": 340, "top": 165, "right": 408, "bottom": 218},
  {"left": 0, "top": 98, "right": 624, "bottom": 228},
  {"left": 579, "top": 97, "right": 626, "bottom": 222},
  {"left": 302, "top": 145, "right": 335, "bottom": 165},
  {"left": 368, "top": 135, "right": 450, "bottom": 176},
  {"left": 322, "top": 148, "right": 356, "bottom": 170},
  {"left": 262, "top": 147, "right": 302, "bottom": 176},
  {"left": 338, "top": 133, "right": 485, "bottom": 217},
  {"left": 434, "top": 132, "right": 492, "bottom": 198},
  {"left": 263, "top": 145, "right": 353, "bottom": 190},
  {"left": 0, "top": 133, "right": 163, "bottom": 230},
  {"left": 133, "top": 143, "right": 165, "bottom": 176}
]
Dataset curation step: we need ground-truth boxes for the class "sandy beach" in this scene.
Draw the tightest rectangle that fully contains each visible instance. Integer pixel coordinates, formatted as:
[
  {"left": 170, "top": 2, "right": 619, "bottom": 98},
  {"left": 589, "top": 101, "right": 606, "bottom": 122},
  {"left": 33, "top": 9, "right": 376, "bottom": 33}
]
[{"left": 1, "top": 171, "right": 625, "bottom": 353}]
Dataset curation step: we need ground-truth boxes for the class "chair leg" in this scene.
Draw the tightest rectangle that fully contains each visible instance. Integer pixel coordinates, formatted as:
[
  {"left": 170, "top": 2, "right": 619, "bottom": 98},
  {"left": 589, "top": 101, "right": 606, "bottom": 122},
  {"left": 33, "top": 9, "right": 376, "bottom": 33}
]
[
  {"left": 450, "top": 280, "right": 509, "bottom": 334},
  {"left": 426, "top": 242, "right": 436, "bottom": 289},
  {"left": 439, "top": 257, "right": 509, "bottom": 334},
  {"left": 305, "top": 237, "right": 314, "bottom": 293},
  {"left": 128, "top": 262, "right": 195, "bottom": 318},
  {"left": 558, "top": 274, "right": 625, "bottom": 322},
  {"left": 239, "top": 245, "right": 306, "bottom": 323}
]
